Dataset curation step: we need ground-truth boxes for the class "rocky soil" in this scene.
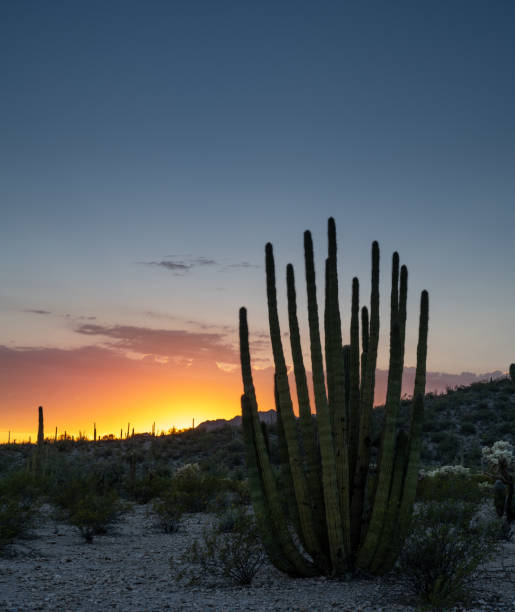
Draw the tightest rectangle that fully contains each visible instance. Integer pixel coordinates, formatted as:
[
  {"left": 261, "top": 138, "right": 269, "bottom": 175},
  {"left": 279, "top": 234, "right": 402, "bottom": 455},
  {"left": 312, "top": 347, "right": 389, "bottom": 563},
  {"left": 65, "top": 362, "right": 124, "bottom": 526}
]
[{"left": 0, "top": 504, "right": 513, "bottom": 611}]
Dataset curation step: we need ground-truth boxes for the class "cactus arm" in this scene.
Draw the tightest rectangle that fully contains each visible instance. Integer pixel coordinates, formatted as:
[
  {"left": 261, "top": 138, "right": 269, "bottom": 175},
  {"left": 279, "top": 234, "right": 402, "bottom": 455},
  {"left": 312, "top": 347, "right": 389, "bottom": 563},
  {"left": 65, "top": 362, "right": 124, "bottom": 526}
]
[
  {"left": 358, "top": 252, "right": 403, "bottom": 570},
  {"left": 265, "top": 244, "right": 323, "bottom": 564},
  {"left": 350, "top": 241, "right": 380, "bottom": 556},
  {"left": 348, "top": 277, "right": 361, "bottom": 490},
  {"left": 413, "top": 290, "right": 429, "bottom": 401},
  {"left": 241, "top": 394, "right": 298, "bottom": 576},
  {"left": 286, "top": 263, "right": 328, "bottom": 555},
  {"left": 274, "top": 374, "right": 302, "bottom": 533},
  {"left": 377, "top": 393, "right": 424, "bottom": 573},
  {"left": 360, "top": 306, "right": 369, "bottom": 394},
  {"left": 304, "top": 230, "right": 346, "bottom": 574},
  {"left": 240, "top": 307, "right": 317, "bottom": 576},
  {"left": 325, "top": 219, "right": 352, "bottom": 560}
]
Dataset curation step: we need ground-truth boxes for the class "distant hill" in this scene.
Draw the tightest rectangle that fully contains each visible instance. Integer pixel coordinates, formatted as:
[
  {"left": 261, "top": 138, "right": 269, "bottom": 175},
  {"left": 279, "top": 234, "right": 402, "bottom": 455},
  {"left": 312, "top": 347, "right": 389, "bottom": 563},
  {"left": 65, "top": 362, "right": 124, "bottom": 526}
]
[
  {"left": 197, "top": 376, "right": 514, "bottom": 469},
  {"left": 197, "top": 409, "right": 276, "bottom": 431},
  {"left": 374, "top": 368, "right": 505, "bottom": 406}
]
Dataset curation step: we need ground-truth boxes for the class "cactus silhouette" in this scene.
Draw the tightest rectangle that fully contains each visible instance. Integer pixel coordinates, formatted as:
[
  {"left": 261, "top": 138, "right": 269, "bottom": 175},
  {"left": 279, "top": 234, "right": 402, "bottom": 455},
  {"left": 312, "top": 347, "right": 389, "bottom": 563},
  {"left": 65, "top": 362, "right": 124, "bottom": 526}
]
[
  {"left": 239, "top": 218, "right": 429, "bottom": 576},
  {"left": 510, "top": 363, "right": 515, "bottom": 384}
]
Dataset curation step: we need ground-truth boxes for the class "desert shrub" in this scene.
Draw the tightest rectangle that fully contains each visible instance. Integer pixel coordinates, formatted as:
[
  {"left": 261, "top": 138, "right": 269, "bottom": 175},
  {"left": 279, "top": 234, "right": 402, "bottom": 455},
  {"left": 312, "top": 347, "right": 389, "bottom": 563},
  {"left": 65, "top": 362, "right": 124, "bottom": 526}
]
[
  {"left": 0, "top": 468, "right": 42, "bottom": 501},
  {"left": 215, "top": 505, "right": 247, "bottom": 533},
  {"left": 0, "top": 496, "right": 36, "bottom": 554},
  {"left": 417, "top": 467, "right": 487, "bottom": 504},
  {"left": 152, "top": 492, "right": 183, "bottom": 533},
  {"left": 460, "top": 422, "right": 476, "bottom": 435},
  {"left": 175, "top": 511, "right": 265, "bottom": 586},
  {"left": 430, "top": 431, "right": 446, "bottom": 444},
  {"left": 68, "top": 491, "right": 123, "bottom": 542},
  {"left": 397, "top": 500, "right": 499, "bottom": 608},
  {"left": 130, "top": 472, "right": 173, "bottom": 503},
  {"left": 169, "top": 463, "right": 222, "bottom": 513}
]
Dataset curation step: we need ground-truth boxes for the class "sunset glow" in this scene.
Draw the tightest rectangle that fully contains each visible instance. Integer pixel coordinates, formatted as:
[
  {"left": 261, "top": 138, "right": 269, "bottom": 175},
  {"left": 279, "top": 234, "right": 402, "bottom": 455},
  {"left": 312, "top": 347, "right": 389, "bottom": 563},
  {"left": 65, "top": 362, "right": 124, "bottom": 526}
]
[{"left": 1, "top": 2, "right": 514, "bottom": 444}]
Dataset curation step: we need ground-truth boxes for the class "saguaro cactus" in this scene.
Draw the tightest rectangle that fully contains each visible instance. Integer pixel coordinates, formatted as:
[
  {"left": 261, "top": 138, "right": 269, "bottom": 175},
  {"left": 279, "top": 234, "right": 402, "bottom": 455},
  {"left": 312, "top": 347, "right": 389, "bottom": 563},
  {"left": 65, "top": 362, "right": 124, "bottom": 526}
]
[
  {"left": 33, "top": 405, "right": 45, "bottom": 472},
  {"left": 240, "top": 218, "right": 429, "bottom": 576}
]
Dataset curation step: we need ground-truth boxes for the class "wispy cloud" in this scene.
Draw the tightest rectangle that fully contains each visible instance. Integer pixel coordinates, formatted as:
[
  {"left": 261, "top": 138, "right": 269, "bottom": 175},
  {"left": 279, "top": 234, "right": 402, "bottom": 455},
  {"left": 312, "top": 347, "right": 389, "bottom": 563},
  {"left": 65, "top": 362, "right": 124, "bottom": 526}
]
[
  {"left": 138, "top": 256, "right": 217, "bottom": 275},
  {"left": 24, "top": 309, "right": 51, "bottom": 315},
  {"left": 224, "top": 261, "right": 259, "bottom": 270},
  {"left": 75, "top": 323, "right": 238, "bottom": 363},
  {"left": 138, "top": 255, "right": 259, "bottom": 275}
]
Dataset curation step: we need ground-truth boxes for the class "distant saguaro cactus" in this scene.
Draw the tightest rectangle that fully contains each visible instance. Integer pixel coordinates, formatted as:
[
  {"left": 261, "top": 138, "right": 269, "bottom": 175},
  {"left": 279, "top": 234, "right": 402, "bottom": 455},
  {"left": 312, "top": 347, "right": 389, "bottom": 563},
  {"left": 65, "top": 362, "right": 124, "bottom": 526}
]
[
  {"left": 510, "top": 363, "right": 515, "bottom": 384},
  {"left": 240, "top": 218, "right": 429, "bottom": 576},
  {"left": 33, "top": 405, "right": 45, "bottom": 472},
  {"left": 37, "top": 406, "right": 44, "bottom": 446}
]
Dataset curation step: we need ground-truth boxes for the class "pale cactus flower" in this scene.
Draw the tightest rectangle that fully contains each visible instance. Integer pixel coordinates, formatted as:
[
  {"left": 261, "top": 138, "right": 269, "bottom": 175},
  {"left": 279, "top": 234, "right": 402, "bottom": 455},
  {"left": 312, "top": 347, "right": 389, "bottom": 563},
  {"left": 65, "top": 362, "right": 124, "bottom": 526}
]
[
  {"left": 420, "top": 464, "right": 471, "bottom": 478},
  {"left": 481, "top": 440, "right": 514, "bottom": 470}
]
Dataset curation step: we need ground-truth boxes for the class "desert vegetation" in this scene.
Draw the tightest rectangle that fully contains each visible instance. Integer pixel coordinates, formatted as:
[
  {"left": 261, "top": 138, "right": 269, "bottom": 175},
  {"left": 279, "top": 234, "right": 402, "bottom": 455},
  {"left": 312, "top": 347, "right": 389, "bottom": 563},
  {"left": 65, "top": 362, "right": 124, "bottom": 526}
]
[
  {"left": 1, "top": 220, "right": 514, "bottom": 610},
  {"left": 0, "top": 381, "right": 514, "bottom": 609}
]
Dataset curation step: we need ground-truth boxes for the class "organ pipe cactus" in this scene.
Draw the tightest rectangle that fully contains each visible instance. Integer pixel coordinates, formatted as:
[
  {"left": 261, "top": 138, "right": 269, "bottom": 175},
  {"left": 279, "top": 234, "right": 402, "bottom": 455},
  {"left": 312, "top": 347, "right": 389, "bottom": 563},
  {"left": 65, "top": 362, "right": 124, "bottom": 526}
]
[{"left": 239, "top": 218, "right": 429, "bottom": 576}]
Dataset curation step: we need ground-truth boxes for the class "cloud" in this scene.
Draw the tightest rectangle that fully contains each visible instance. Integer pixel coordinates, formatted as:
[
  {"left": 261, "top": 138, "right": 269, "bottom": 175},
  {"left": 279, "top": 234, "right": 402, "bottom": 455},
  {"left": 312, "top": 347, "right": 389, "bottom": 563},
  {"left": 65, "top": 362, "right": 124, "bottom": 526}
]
[
  {"left": 24, "top": 309, "right": 51, "bottom": 315},
  {"left": 138, "top": 256, "right": 259, "bottom": 275},
  {"left": 74, "top": 323, "right": 239, "bottom": 364},
  {"left": 224, "top": 262, "right": 260, "bottom": 270},
  {"left": 139, "top": 256, "right": 218, "bottom": 275}
]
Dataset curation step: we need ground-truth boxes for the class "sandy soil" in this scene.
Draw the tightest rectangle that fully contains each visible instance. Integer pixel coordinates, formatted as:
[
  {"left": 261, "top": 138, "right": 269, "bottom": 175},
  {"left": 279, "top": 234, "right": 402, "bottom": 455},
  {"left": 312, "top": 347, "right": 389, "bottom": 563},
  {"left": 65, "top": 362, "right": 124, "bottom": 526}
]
[{"left": 0, "top": 504, "right": 513, "bottom": 611}]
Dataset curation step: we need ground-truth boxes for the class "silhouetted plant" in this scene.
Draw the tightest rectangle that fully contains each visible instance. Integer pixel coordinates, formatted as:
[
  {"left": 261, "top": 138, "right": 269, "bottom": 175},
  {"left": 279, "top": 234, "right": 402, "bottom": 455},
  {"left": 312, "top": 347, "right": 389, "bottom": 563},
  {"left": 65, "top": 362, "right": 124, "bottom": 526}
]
[
  {"left": 240, "top": 218, "right": 429, "bottom": 576},
  {"left": 397, "top": 500, "right": 499, "bottom": 608},
  {"left": 175, "top": 511, "right": 265, "bottom": 586},
  {"left": 169, "top": 463, "right": 221, "bottom": 513},
  {"left": 68, "top": 491, "right": 123, "bottom": 543},
  {"left": 482, "top": 440, "right": 514, "bottom": 524},
  {"left": 417, "top": 467, "right": 488, "bottom": 505},
  {"left": 152, "top": 492, "right": 183, "bottom": 533},
  {"left": 0, "top": 497, "right": 36, "bottom": 555}
]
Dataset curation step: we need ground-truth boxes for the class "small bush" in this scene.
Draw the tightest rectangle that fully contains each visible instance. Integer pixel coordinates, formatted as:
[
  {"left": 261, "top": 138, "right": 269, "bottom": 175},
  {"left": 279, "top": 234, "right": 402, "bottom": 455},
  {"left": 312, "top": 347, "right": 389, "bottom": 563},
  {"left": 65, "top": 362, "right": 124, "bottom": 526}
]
[
  {"left": 68, "top": 491, "right": 123, "bottom": 542},
  {"left": 417, "top": 470, "right": 488, "bottom": 505},
  {"left": 460, "top": 422, "right": 476, "bottom": 434},
  {"left": 130, "top": 472, "right": 173, "bottom": 503},
  {"left": 152, "top": 492, "right": 183, "bottom": 533},
  {"left": 215, "top": 505, "right": 250, "bottom": 533},
  {"left": 169, "top": 463, "right": 222, "bottom": 513},
  {"left": 0, "top": 497, "right": 36, "bottom": 554},
  {"left": 0, "top": 469, "right": 40, "bottom": 504},
  {"left": 397, "top": 500, "right": 499, "bottom": 608},
  {"left": 175, "top": 511, "right": 265, "bottom": 586}
]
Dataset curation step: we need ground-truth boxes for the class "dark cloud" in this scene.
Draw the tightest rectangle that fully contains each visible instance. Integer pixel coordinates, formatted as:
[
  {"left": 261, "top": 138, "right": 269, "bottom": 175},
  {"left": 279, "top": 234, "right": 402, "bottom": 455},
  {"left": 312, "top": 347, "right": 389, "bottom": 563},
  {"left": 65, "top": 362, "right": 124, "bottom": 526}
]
[
  {"left": 75, "top": 323, "right": 238, "bottom": 363},
  {"left": 24, "top": 309, "right": 51, "bottom": 315}
]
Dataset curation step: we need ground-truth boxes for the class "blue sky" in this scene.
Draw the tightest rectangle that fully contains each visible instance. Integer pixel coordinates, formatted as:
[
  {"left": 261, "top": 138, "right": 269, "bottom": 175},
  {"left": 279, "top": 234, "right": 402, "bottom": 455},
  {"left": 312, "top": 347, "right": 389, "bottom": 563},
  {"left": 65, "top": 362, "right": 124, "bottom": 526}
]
[{"left": 1, "top": 0, "right": 514, "bottom": 377}]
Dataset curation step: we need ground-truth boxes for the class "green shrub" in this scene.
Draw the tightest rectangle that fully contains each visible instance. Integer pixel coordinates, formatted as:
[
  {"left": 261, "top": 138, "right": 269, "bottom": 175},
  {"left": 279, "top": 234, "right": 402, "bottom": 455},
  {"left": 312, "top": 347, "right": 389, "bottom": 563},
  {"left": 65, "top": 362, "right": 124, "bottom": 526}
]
[
  {"left": 175, "top": 511, "right": 265, "bottom": 586},
  {"left": 152, "top": 492, "right": 183, "bottom": 533},
  {"left": 0, "top": 497, "right": 36, "bottom": 554},
  {"left": 169, "top": 463, "right": 221, "bottom": 513},
  {"left": 397, "top": 500, "right": 499, "bottom": 608},
  {"left": 130, "top": 472, "right": 173, "bottom": 503},
  {"left": 460, "top": 422, "right": 476, "bottom": 435},
  {"left": 417, "top": 470, "right": 487, "bottom": 504},
  {"left": 0, "top": 469, "right": 40, "bottom": 504},
  {"left": 68, "top": 491, "right": 123, "bottom": 543}
]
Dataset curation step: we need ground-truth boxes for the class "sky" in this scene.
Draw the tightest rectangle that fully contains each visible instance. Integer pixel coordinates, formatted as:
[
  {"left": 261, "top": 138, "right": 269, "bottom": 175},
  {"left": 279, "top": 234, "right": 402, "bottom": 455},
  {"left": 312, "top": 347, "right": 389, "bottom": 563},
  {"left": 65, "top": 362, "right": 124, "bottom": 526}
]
[{"left": 1, "top": 1, "right": 514, "bottom": 441}]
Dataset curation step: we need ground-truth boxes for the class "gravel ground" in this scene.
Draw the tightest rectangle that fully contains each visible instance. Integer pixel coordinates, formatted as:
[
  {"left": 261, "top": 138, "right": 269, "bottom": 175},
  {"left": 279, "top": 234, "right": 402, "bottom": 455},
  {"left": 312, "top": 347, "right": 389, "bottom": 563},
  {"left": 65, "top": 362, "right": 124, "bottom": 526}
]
[{"left": 0, "top": 504, "right": 513, "bottom": 611}]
